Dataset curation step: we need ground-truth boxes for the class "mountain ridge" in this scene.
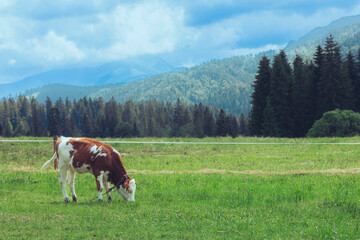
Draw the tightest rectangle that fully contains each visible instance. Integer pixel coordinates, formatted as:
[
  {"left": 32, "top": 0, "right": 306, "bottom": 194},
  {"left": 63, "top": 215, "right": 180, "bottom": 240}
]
[
  {"left": 17, "top": 14, "right": 360, "bottom": 115},
  {"left": 0, "top": 56, "right": 185, "bottom": 98}
]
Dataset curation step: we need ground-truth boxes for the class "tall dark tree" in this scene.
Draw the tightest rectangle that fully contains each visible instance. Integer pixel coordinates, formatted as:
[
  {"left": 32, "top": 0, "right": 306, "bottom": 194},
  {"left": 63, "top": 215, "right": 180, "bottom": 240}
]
[
  {"left": 261, "top": 97, "right": 278, "bottom": 137},
  {"left": 203, "top": 106, "right": 215, "bottom": 137},
  {"left": 292, "top": 55, "right": 308, "bottom": 137},
  {"left": 49, "top": 107, "right": 60, "bottom": 136},
  {"left": 319, "top": 35, "right": 344, "bottom": 113},
  {"left": 239, "top": 113, "right": 248, "bottom": 136},
  {"left": 229, "top": 116, "right": 239, "bottom": 138},
  {"left": 104, "top": 97, "right": 120, "bottom": 137},
  {"left": 355, "top": 49, "right": 360, "bottom": 112},
  {"left": 216, "top": 109, "right": 227, "bottom": 136},
  {"left": 268, "top": 50, "right": 293, "bottom": 137},
  {"left": 343, "top": 50, "right": 356, "bottom": 110},
  {"left": 310, "top": 45, "right": 324, "bottom": 120},
  {"left": 30, "top": 98, "right": 43, "bottom": 136},
  {"left": 249, "top": 55, "right": 271, "bottom": 136},
  {"left": 193, "top": 103, "right": 205, "bottom": 138}
]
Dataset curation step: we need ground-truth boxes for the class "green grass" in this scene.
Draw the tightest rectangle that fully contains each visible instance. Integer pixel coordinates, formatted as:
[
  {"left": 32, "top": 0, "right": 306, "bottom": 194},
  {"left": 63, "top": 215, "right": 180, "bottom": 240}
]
[{"left": 1, "top": 137, "right": 360, "bottom": 239}]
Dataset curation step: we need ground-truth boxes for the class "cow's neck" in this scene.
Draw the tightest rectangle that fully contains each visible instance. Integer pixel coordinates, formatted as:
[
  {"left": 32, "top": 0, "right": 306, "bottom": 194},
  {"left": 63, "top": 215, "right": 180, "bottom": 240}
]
[{"left": 109, "top": 154, "right": 128, "bottom": 185}]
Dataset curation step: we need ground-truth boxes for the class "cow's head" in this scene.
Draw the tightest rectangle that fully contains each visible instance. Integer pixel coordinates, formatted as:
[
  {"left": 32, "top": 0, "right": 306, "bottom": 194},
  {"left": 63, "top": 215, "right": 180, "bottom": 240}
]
[{"left": 117, "top": 179, "right": 136, "bottom": 202}]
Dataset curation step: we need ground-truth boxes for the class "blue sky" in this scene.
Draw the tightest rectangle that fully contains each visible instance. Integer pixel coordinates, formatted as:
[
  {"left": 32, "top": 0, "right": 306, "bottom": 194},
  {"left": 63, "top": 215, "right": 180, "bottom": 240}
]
[{"left": 1, "top": 0, "right": 360, "bottom": 83}]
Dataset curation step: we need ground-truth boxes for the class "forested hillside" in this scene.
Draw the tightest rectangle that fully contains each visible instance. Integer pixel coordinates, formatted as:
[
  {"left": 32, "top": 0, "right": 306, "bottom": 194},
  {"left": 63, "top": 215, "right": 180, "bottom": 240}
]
[
  {"left": 26, "top": 55, "right": 261, "bottom": 116},
  {"left": 89, "top": 56, "right": 260, "bottom": 116}
]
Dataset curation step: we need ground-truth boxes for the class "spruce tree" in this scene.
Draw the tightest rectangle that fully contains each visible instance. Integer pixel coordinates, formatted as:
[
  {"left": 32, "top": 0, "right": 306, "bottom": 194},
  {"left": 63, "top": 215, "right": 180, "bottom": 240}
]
[
  {"left": 49, "top": 107, "right": 60, "bottom": 136},
  {"left": 203, "top": 106, "right": 215, "bottom": 137},
  {"left": 268, "top": 50, "right": 293, "bottom": 137},
  {"left": 319, "top": 35, "right": 343, "bottom": 113},
  {"left": 261, "top": 97, "right": 278, "bottom": 137},
  {"left": 311, "top": 45, "right": 324, "bottom": 120},
  {"left": 343, "top": 51, "right": 356, "bottom": 110},
  {"left": 355, "top": 49, "right": 360, "bottom": 112},
  {"left": 292, "top": 55, "right": 308, "bottom": 137},
  {"left": 249, "top": 55, "right": 271, "bottom": 136},
  {"left": 215, "top": 109, "right": 227, "bottom": 136}
]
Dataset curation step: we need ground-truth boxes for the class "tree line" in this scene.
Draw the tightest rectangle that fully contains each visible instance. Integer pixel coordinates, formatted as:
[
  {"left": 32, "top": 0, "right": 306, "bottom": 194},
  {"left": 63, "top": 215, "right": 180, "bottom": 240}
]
[
  {"left": 0, "top": 96, "right": 248, "bottom": 138},
  {"left": 249, "top": 35, "right": 360, "bottom": 137}
]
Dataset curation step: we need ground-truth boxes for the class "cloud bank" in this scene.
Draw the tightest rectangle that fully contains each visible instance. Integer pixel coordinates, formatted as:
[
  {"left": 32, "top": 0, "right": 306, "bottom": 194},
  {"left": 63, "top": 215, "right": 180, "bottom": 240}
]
[{"left": 0, "top": 0, "right": 360, "bottom": 83}]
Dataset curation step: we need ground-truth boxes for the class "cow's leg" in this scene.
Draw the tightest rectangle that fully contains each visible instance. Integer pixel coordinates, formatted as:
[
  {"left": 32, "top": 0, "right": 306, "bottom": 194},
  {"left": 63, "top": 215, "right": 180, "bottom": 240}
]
[
  {"left": 102, "top": 173, "right": 112, "bottom": 201},
  {"left": 67, "top": 168, "right": 77, "bottom": 202},
  {"left": 58, "top": 165, "right": 70, "bottom": 202},
  {"left": 94, "top": 171, "right": 105, "bottom": 202}
]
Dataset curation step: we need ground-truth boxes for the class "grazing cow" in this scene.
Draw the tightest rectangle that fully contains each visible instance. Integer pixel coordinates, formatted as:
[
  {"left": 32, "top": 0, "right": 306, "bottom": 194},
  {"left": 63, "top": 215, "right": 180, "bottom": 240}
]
[{"left": 41, "top": 136, "right": 136, "bottom": 202}]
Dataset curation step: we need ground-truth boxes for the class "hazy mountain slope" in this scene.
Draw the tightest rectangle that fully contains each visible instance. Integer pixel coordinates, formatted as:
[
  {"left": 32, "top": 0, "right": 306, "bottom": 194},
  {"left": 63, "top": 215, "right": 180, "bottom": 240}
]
[
  {"left": 0, "top": 56, "right": 183, "bottom": 98},
  {"left": 26, "top": 56, "right": 259, "bottom": 115},
  {"left": 89, "top": 56, "right": 259, "bottom": 115},
  {"left": 25, "top": 84, "right": 113, "bottom": 103}
]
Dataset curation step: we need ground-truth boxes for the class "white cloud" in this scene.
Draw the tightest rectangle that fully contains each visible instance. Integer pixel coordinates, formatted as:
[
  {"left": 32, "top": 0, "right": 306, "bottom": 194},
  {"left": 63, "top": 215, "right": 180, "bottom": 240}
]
[
  {"left": 0, "top": 0, "right": 359, "bottom": 83},
  {"left": 8, "top": 58, "right": 16, "bottom": 65},
  {"left": 26, "top": 30, "right": 85, "bottom": 64},
  {"left": 91, "top": 1, "right": 185, "bottom": 60}
]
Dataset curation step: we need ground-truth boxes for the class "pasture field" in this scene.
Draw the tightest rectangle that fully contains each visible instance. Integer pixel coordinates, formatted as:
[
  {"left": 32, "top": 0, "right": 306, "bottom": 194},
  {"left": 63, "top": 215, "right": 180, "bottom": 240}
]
[{"left": 1, "top": 136, "right": 360, "bottom": 239}]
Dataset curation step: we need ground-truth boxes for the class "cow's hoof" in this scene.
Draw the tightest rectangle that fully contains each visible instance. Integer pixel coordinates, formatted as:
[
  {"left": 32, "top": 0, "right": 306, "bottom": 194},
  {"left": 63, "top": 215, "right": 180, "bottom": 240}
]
[
  {"left": 98, "top": 199, "right": 103, "bottom": 202},
  {"left": 72, "top": 196, "right": 78, "bottom": 202},
  {"left": 107, "top": 196, "right": 112, "bottom": 201},
  {"left": 64, "top": 197, "right": 70, "bottom": 203}
]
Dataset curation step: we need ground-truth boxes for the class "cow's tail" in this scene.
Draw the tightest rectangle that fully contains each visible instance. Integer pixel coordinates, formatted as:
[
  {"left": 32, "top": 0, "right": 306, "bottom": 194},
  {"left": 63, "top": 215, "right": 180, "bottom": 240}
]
[
  {"left": 41, "top": 152, "right": 57, "bottom": 172},
  {"left": 53, "top": 136, "right": 58, "bottom": 170}
]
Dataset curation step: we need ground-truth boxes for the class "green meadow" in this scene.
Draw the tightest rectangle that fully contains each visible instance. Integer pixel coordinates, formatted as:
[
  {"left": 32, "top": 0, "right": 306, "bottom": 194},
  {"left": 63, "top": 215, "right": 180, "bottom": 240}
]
[{"left": 1, "top": 137, "right": 360, "bottom": 239}]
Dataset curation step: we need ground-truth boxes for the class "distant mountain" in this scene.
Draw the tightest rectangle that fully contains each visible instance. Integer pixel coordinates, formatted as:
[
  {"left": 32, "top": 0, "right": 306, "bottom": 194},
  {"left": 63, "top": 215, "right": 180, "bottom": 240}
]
[
  {"left": 26, "top": 56, "right": 260, "bottom": 115},
  {"left": 22, "top": 14, "right": 360, "bottom": 115},
  {"left": 285, "top": 14, "right": 360, "bottom": 57},
  {"left": 0, "top": 55, "right": 184, "bottom": 98}
]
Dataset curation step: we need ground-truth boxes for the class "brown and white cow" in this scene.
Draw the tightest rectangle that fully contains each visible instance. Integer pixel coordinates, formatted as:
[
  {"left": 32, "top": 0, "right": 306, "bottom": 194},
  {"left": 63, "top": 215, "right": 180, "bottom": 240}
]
[{"left": 41, "top": 136, "right": 136, "bottom": 202}]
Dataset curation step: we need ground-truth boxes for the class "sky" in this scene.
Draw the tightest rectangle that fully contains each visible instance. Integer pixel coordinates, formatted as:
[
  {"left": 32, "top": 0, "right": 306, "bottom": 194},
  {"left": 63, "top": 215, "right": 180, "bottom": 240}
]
[{"left": 1, "top": 0, "right": 360, "bottom": 83}]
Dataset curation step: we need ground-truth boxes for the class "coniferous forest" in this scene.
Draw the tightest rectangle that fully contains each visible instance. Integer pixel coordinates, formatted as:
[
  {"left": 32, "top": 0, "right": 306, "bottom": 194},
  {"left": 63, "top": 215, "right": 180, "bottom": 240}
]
[
  {"left": 249, "top": 35, "right": 360, "bottom": 137},
  {"left": 0, "top": 96, "right": 247, "bottom": 138}
]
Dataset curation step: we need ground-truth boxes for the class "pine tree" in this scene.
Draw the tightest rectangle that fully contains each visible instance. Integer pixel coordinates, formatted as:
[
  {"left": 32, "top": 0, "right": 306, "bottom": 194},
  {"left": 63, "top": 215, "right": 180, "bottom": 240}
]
[
  {"left": 81, "top": 112, "right": 91, "bottom": 137},
  {"left": 30, "top": 98, "right": 42, "bottom": 137},
  {"left": 239, "top": 113, "right": 248, "bottom": 136},
  {"left": 292, "top": 55, "right": 308, "bottom": 137},
  {"left": 311, "top": 45, "right": 324, "bottom": 120},
  {"left": 229, "top": 116, "right": 239, "bottom": 138},
  {"left": 216, "top": 109, "right": 227, "bottom": 136},
  {"left": 49, "top": 107, "right": 60, "bottom": 136},
  {"left": 104, "top": 97, "right": 120, "bottom": 137},
  {"left": 249, "top": 55, "right": 271, "bottom": 136},
  {"left": 355, "top": 49, "right": 360, "bottom": 112},
  {"left": 261, "top": 97, "right": 278, "bottom": 137},
  {"left": 193, "top": 103, "right": 205, "bottom": 138},
  {"left": 319, "top": 35, "right": 343, "bottom": 113},
  {"left": 268, "top": 50, "right": 293, "bottom": 137},
  {"left": 203, "top": 106, "right": 215, "bottom": 137},
  {"left": 343, "top": 51, "right": 356, "bottom": 110}
]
